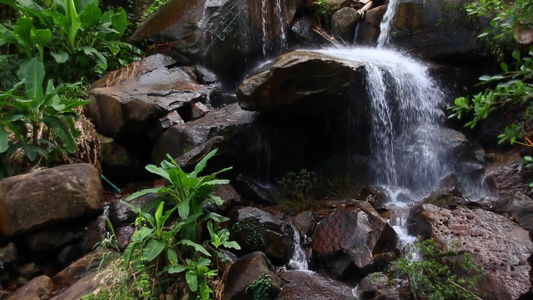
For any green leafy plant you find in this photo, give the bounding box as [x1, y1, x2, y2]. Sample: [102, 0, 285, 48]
[0, 58, 89, 178]
[0, 0, 141, 82]
[123, 149, 240, 299]
[314, 0, 339, 28]
[142, 0, 169, 21]
[396, 238, 483, 300]
[448, 0, 533, 146]
[277, 169, 317, 212]
[245, 272, 276, 300]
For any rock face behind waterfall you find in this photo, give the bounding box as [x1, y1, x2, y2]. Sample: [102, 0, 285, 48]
[237, 50, 366, 116]
[411, 204, 533, 300]
[131, 0, 298, 82]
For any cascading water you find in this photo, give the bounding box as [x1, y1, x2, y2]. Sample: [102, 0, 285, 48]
[260, 0, 268, 57]
[288, 224, 308, 271]
[274, 0, 288, 52]
[315, 47, 447, 193]
[377, 0, 400, 48]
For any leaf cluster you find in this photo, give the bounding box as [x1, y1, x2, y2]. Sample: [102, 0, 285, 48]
[277, 168, 317, 212]
[0, 58, 89, 178]
[396, 238, 483, 300]
[123, 149, 240, 300]
[0, 0, 141, 82]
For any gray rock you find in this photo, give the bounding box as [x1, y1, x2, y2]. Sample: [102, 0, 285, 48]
[276, 270, 357, 300]
[8, 275, 52, 300]
[331, 7, 362, 43]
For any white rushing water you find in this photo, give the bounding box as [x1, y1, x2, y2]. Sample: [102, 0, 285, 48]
[260, 0, 268, 57]
[288, 224, 308, 270]
[315, 47, 446, 192]
[275, 0, 287, 52]
[377, 0, 400, 47]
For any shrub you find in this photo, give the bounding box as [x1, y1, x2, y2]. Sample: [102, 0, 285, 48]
[396, 238, 483, 300]
[277, 169, 317, 212]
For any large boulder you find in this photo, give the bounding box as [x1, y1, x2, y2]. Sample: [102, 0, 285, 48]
[276, 270, 357, 300]
[312, 201, 398, 277]
[230, 207, 295, 263]
[358, 0, 483, 59]
[131, 0, 298, 82]
[0, 164, 103, 236]
[483, 152, 533, 197]
[410, 204, 533, 300]
[223, 251, 282, 300]
[8, 275, 53, 300]
[331, 7, 362, 43]
[237, 50, 365, 117]
[86, 54, 222, 148]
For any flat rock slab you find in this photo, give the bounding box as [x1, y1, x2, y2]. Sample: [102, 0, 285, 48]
[0, 164, 103, 236]
[412, 204, 533, 300]
[276, 270, 357, 300]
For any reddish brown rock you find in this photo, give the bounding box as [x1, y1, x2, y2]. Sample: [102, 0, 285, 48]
[223, 252, 281, 300]
[312, 201, 398, 276]
[0, 164, 103, 236]
[484, 152, 532, 197]
[411, 204, 533, 300]
[8, 275, 52, 300]
[277, 270, 356, 300]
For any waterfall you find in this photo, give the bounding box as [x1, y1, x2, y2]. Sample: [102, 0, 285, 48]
[316, 47, 446, 193]
[261, 0, 268, 57]
[377, 0, 400, 48]
[288, 224, 308, 270]
[275, 0, 287, 52]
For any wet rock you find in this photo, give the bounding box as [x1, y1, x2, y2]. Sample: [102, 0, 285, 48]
[237, 50, 365, 116]
[290, 211, 315, 237]
[57, 245, 84, 270]
[385, 0, 480, 59]
[131, 0, 298, 82]
[116, 226, 134, 251]
[484, 152, 533, 197]
[0, 164, 103, 236]
[411, 204, 533, 300]
[291, 17, 322, 45]
[276, 270, 356, 300]
[79, 215, 108, 253]
[0, 243, 17, 264]
[422, 186, 465, 208]
[25, 228, 75, 252]
[17, 263, 38, 279]
[53, 251, 105, 289]
[173, 136, 231, 170]
[86, 55, 222, 144]
[358, 272, 406, 300]
[109, 199, 137, 228]
[213, 184, 243, 213]
[151, 103, 257, 164]
[223, 252, 282, 300]
[98, 134, 144, 181]
[331, 7, 362, 43]
[231, 207, 295, 263]
[312, 201, 398, 277]
[8, 275, 52, 300]
[492, 192, 533, 232]
[235, 174, 278, 204]
[51, 271, 100, 300]
[356, 5, 386, 45]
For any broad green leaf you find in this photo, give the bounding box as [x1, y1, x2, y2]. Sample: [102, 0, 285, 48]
[191, 149, 218, 177]
[155, 201, 164, 230]
[22, 144, 38, 161]
[203, 212, 229, 223]
[17, 58, 45, 103]
[51, 52, 69, 63]
[196, 257, 211, 267]
[111, 8, 129, 36]
[13, 17, 33, 49]
[80, 46, 108, 72]
[168, 264, 186, 274]
[43, 116, 77, 153]
[512, 50, 521, 61]
[30, 29, 52, 46]
[145, 164, 170, 180]
[65, 0, 82, 48]
[123, 242, 137, 268]
[178, 199, 190, 220]
[79, 0, 101, 28]
[143, 239, 166, 261]
[167, 248, 178, 266]
[0, 128, 8, 153]
[222, 241, 241, 250]
[132, 227, 154, 242]
[125, 187, 161, 201]
[500, 62, 508, 72]
[186, 270, 198, 292]
[180, 240, 211, 257]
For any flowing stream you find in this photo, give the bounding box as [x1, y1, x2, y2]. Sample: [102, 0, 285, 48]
[377, 0, 400, 47]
